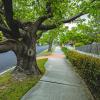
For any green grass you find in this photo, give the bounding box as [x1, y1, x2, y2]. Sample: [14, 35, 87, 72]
[37, 50, 52, 56]
[0, 58, 47, 100]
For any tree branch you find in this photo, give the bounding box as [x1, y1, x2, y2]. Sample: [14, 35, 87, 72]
[2, 0, 21, 38]
[34, 1, 52, 29]
[35, 14, 52, 26]
[0, 24, 12, 34]
[62, 12, 83, 23]
[0, 23, 14, 38]
[0, 9, 3, 15]
[39, 24, 57, 30]
[0, 2, 4, 15]
[39, 12, 84, 30]
[2, 0, 14, 29]
[36, 31, 46, 40]
[0, 39, 16, 53]
[39, 0, 96, 31]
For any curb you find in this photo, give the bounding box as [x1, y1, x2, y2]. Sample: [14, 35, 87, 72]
[0, 66, 15, 76]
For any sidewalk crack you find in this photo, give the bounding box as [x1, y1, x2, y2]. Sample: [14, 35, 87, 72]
[40, 80, 81, 87]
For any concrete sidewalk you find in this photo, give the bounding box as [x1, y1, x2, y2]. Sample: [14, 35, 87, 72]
[22, 47, 94, 100]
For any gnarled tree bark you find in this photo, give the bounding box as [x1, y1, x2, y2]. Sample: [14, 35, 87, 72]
[13, 37, 41, 75]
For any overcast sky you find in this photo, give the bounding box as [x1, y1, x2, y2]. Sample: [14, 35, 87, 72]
[65, 14, 89, 30]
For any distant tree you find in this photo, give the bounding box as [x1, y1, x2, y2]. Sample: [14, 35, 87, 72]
[39, 29, 58, 52]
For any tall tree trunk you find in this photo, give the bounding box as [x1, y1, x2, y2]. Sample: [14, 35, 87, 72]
[13, 36, 41, 75]
[48, 42, 52, 52]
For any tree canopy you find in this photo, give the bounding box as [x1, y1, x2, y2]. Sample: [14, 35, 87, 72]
[0, 0, 99, 74]
[0, 0, 99, 39]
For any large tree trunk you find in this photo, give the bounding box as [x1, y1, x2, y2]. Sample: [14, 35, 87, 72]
[48, 42, 52, 52]
[13, 36, 41, 75]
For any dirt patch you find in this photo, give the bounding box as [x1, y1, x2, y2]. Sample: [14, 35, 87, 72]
[37, 54, 65, 59]
[0, 85, 7, 90]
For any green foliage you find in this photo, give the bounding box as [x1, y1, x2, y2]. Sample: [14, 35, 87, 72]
[75, 42, 84, 47]
[38, 29, 58, 45]
[1, 0, 99, 45]
[59, 26, 91, 46]
[37, 58, 48, 74]
[88, 0, 100, 20]
[62, 47, 100, 99]
[12, 0, 97, 22]
[77, 19, 100, 43]
[0, 58, 47, 100]
[13, 0, 46, 21]
[59, 17, 100, 46]
[38, 32, 50, 45]
[38, 50, 52, 56]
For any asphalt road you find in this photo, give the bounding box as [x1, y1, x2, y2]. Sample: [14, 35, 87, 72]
[0, 45, 48, 73]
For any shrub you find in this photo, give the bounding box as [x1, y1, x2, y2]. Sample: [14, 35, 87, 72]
[75, 42, 84, 47]
[62, 47, 100, 99]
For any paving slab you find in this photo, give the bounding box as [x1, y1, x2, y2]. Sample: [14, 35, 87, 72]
[21, 47, 94, 100]
[41, 58, 82, 86]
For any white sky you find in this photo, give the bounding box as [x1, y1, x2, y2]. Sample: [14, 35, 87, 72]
[65, 14, 89, 30]
[65, 23, 77, 30]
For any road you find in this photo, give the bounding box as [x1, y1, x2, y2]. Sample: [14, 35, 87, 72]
[0, 45, 48, 73]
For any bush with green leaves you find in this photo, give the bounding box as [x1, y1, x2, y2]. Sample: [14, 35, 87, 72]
[62, 47, 100, 99]
[75, 42, 85, 47]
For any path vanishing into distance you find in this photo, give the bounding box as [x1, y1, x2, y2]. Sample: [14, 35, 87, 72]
[22, 47, 94, 100]
[0, 45, 48, 73]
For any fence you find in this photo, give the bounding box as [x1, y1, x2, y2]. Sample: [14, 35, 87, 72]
[76, 43, 100, 55]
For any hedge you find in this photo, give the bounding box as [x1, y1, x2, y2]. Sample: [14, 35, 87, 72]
[62, 47, 100, 99]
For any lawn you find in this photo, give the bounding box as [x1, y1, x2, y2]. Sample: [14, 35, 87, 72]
[37, 49, 52, 56]
[0, 58, 47, 100]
